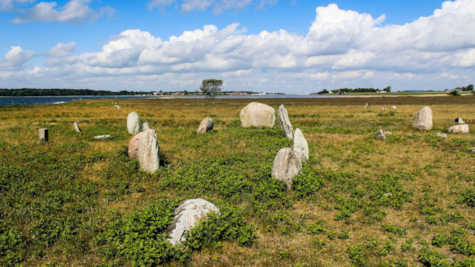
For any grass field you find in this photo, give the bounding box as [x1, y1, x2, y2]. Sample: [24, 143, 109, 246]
[1, 96, 475, 266]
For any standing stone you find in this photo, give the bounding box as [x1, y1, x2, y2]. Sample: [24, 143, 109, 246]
[455, 118, 465, 124]
[127, 111, 142, 135]
[377, 129, 386, 140]
[293, 128, 309, 163]
[411, 107, 433, 130]
[278, 105, 293, 139]
[166, 199, 220, 246]
[197, 117, 214, 134]
[271, 148, 302, 189]
[142, 122, 150, 131]
[240, 102, 275, 128]
[138, 129, 159, 173]
[39, 128, 48, 142]
[448, 124, 469, 134]
[73, 122, 81, 134]
[128, 132, 145, 159]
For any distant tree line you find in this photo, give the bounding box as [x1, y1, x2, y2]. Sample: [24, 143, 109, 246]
[447, 84, 474, 92]
[0, 88, 150, 97]
[314, 86, 391, 94]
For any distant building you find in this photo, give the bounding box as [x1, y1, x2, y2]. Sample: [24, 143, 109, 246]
[444, 89, 450, 92]
[377, 90, 387, 93]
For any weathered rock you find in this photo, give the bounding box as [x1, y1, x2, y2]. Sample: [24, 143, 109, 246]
[436, 133, 448, 138]
[377, 129, 386, 140]
[293, 128, 309, 163]
[142, 122, 150, 130]
[271, 148, 302, 189]
[392, 106, 396, 110]
[240, 102, 275, 128]
[411, 107, 433, 130]
[455, 118, 465, 124]
[278, 105, 293, 139]
[448, 124, 469, 134]
[128, 132, 145, 159]
[138, 129, 159, 173]
[73, 122, 81, 133]
[127, 111, 142, 135]
[197, 117, 214, 134]
[93, 135, 111, 139]
[39, 128, 48, 142]
[166, 199, 219, 246]
[384, 131, 392, 135]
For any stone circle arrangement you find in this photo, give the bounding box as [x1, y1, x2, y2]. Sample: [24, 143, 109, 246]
[39, 102, 471, 248]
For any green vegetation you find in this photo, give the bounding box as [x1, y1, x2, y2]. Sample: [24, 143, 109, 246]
[0, 88, 150, 96]
[1, 96, 475, 266]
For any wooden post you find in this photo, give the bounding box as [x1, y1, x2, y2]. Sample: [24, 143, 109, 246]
[39, 128, 48, 142]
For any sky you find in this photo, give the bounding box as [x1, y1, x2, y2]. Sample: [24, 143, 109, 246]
[0, 0, 474, 93]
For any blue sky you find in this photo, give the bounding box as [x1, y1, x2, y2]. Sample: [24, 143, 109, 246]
[0, 0, 474, 92]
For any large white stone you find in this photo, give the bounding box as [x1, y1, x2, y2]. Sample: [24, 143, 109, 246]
[127, 111, 142, 135]
[142, 122, 150, 131]
[271, 148, 302, 189]
[166, 199, 219, 246]
[197, 117, 214, 134]
[293, 128, 309, 163]
[138, 129, 159, 173]
[411, 107, 433, 131]
[448, 124, 469, 134]
[278, 104, 293, 139]
[240, 102, 275, 128]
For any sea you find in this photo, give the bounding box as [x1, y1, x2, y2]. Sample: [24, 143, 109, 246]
[0, 94, 364, 107]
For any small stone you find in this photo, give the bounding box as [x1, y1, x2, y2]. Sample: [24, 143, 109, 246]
[392, 106, 396, 110]
[455, 118, 465, 124]
[411, 106, 433, 131]
[197, 117, 214, 134]
[93, 135, 111, 139]
[142, 122, 150, 130]
[293, 128, 309, 163]
[436, 133, 448, 138]
[240, 102, 275, 128]
[138, 129, 159, 173]
[127, 111, 142, 135]
[278, 104, 293, 139]
[73, 122, 81, 133]
[166, 199, 219, 246]
[128, 132, 145, 159]
[377, 129, 386, 140]
[39, 128, 48, 142]
[271, 148, 302, 189]
[384, 131, 392, 135]
[447, 124, 469, 134]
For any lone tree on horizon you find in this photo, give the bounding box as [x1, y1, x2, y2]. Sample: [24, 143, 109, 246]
[200, 79, 223, 103]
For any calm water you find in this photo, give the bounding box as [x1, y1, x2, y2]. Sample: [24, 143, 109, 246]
[0, 95, 154, 106]
[0, 94, 362, 106]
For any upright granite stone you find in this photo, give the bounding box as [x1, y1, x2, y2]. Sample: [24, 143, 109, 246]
[73, 122, 81, 134]
[293, 128, 309, 163]
[411, 107, 433, 130]
[278, 105, 293, 139]
[128, 132, 145, 159]
[142, 122, 150, 131]
[138, 129, 159, 173]
[39, 128, 48, 142]
[166, 199, 219, 246]
[127, 111, 142, 135]
[448, 124, 469, 134]
[377, 129, 386, 140]
[197, 117, 214, 134]
[240, 102, 275, 128]
[271, 148, 302, 189]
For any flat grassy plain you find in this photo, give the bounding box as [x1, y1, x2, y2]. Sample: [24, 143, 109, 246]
[1, 96, 475, 266]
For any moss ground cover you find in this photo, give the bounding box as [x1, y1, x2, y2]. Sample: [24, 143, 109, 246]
[0, 96, 475, 266]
